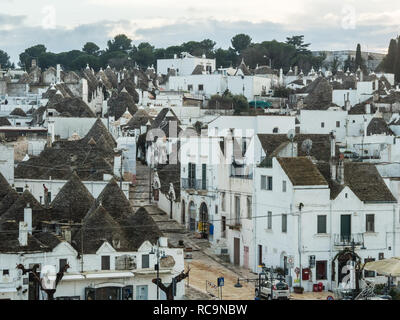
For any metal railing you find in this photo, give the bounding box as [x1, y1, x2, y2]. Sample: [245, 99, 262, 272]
[334, 233, 364, 247]
[230, 165, 253, 179]
[181, 178, 208, 190]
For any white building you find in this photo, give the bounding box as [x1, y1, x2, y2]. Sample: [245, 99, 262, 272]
[157, 52, 216, 76]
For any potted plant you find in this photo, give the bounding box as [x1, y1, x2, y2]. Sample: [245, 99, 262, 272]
[293, 286, 304, 294]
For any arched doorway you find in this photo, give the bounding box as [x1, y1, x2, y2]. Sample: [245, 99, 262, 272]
[181, 200, 186, 225]
[188, 201, 196, 231]
[199, 202, 209, 239]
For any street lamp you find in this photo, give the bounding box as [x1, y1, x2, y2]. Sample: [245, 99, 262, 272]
[150, 239, 166, 300]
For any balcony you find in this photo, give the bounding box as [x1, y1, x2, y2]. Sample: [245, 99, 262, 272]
[230, 165, 253, 180]
[334, 233, 364, 247]
[182, 178, 208, 190]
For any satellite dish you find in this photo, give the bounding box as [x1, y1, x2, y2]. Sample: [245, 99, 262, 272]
[301, 139, 313, 156]
[154, 89, 160, 96]
[287, 129, 296, 141]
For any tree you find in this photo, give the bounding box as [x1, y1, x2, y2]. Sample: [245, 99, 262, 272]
[331, 56, 340, 75]
[0, 50, 13, 68]
[17, 263, 69, 300]
[231, 34, 252, 54]
[213, 48, 236, 68]
[19, 44, 47, 69]
[152, 269, 190, 301]
[131, 42, 155, 68]
[382, 38, 398, 73]
[82, 42, 100, 56]
[232, 94, 249, 114]
[344, 54, 356, 73]
[355, 43, 367, 74]
[107, 34, 132, 52]
[394, 38, 400, 83]
[286, 35, 311, 54]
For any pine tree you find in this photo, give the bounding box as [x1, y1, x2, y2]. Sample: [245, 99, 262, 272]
[355, 43, 368, 74]
[395, 37, 400, 83]
[383, 38, 397, 73]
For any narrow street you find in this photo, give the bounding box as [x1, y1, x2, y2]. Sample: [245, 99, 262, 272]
[131, 162, 331, 301]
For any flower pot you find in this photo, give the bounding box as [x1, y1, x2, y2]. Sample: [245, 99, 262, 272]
[293, 286, 304, 294]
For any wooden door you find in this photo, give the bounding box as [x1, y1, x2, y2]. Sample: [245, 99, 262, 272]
[340, 215, 351, 242]
[234, 238, 240, 266]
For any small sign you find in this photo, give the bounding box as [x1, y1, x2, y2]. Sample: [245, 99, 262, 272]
[217, 277, 224, 287]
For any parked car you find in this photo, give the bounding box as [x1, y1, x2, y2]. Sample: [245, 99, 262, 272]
[255, 278, 290, 300]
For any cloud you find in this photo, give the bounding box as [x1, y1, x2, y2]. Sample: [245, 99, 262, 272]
[0, 6, 398, 65]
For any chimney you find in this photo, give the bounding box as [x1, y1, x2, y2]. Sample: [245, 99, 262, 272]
[365, 104, 371, 114]
[174, 54, 177, 59]
[61, 226, 71, 243]
[19, 222, 28, 247]
[24, 204, 32, 235]
[330, 131, 336, 158]
[294, 66, 298, 76]
[337, 159, 345, 185]
[56, 64, 61, 83]
[345, 93, 351, 111]
[31, 59, 37, 68]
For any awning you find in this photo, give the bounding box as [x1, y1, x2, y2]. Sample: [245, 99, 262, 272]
[85, 272, 135, 279]
[0, 288, 17, 293]
[249, 100, 272, 108]
[364, 257, 400, 277]
[62, 274, 86, 281]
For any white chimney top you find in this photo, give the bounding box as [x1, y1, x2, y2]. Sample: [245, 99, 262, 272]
[24, 204, 32, 235]
[19, 222, 28, 247]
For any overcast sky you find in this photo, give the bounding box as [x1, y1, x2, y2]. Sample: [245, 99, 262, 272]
[0, 0, 399, 63]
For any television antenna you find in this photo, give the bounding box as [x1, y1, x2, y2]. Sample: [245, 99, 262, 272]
[301, 139, 313, 156]
[287, 129, 296, 157]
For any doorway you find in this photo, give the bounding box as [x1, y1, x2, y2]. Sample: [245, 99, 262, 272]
[181, 200, 186, 225]
[340, 215, 351, 243]
[234, 238, 240, 266]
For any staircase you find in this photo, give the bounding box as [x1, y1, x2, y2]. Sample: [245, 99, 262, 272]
[130, 162, 152, 211]
[130, 162, 190, 247]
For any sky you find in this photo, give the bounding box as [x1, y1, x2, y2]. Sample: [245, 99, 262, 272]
[0, 0, 399, 64]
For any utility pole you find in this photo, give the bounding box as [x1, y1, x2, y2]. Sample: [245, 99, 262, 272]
[298, 203, 304, 289]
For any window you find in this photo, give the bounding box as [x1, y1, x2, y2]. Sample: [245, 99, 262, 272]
[364, 258, 376, 277]
[101, 256, 110, 270]
[273, 127, 279, 133]
[282, 214, 287, 233]
[188, 163, 196, 188]
[215, 205, 218, 215]
[59, 259, 68, 272]
[2, 269, 9, 276]
[316, 261, 327, 280]
[317, 215, 327, 234]
[188, 84, 193, 91]
[198, 84, 204, 91]
[267, 211, 272, 230]
[260, 175, 272, 191]
[16, 187, 24, 194]
[261, 176, 266, 190]
[247, 196, 252, 219]
[321, 122, 325, 128]
[234, 195, 241, 225]
[366, 214, 375, 232]
[282, 180, 287, 192]
[336, 121, 340, 128]
[267, 177, 273, 190]
[258, 245, 263, 265]
[221, 192, 226, 211]
[222, 216, 226, 237]
[142, 254, 150, 269]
